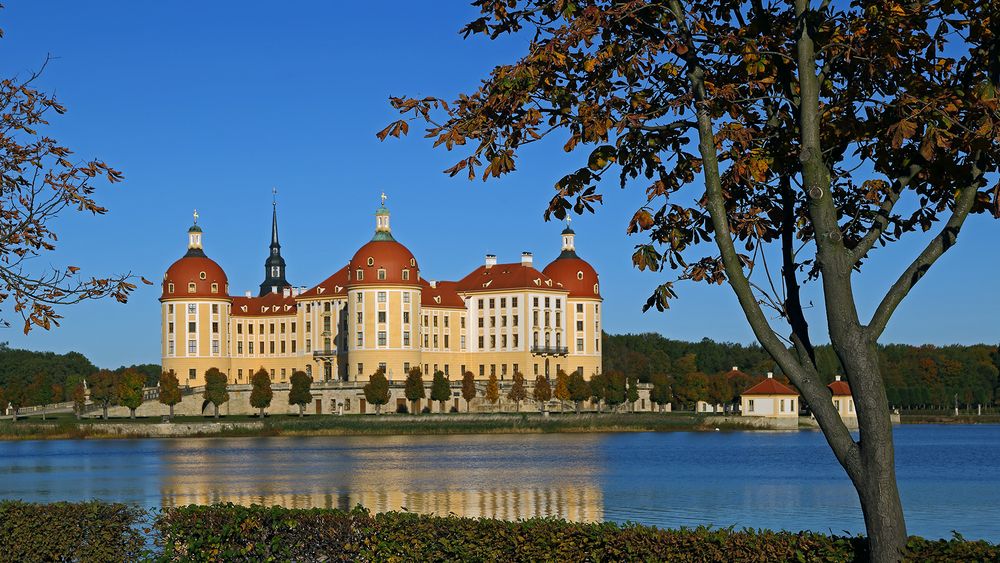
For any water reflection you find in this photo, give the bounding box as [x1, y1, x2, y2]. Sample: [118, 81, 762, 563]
[157, 435, 604, 522]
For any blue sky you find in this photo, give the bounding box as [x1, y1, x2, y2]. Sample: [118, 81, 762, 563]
[0, 2, 996, 368]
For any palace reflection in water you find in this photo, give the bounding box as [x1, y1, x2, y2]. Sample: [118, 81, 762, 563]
[156, 435, 604, 522]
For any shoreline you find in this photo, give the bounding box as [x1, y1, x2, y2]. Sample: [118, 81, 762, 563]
[0, 412, 996, 440]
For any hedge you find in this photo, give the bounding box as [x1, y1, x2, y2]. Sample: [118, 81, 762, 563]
[1, 501, 997, 562]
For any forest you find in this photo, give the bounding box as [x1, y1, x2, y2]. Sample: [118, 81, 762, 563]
[603, 333, 1000, 410]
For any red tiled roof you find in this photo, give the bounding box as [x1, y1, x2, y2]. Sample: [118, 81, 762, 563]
[298, 265, 349, 299]
[828, 380, 852, 396]
[231, 291, 297, 317]
[348, 239, 419, 287]
[420, 279, 465, 309]
[542, 256, 601, 298]
[161, 256, 229, 300]
[455, 263, 564, 293]
[743, 377, 798, 396]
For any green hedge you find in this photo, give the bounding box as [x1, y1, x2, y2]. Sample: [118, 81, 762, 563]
[1, 501, 997, 561]
[0, 500, 146, 562]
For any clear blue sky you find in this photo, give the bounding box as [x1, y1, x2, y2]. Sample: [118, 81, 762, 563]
[1, 2, 996, 368]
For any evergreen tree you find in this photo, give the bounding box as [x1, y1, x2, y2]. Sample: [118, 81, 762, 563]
[484, 372, 500, 411]
[249, 368, 273, 418]
[605, 371, 626, 411]
[403, 367, 425, 415]
[89, 370, 119, 420]
[71, 382, 86, 420]
[507, 372, 527, 412]
[532, 374, 551, 411]
[627, 375, 640, 412]
[430, 371, 451, 413]
[288, 370, 313, 417]
[567, 371, 590, 414]
[553, 371, 570, 413]
[202, 368, 229, 419]
[117, 369, 146, 419]
[363, 368, 390, 415]
[588, 372, 608, 413]
[461, 371, 477, 412]
[158, 370, 182, 421]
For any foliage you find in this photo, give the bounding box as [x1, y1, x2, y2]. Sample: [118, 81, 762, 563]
[506, 371, 527, 411]
[650, 373, 672, 409]
[158, 370, 182, 412]
[288, 370, 313, 416]
[553, 370, 571, 410]
[484, 373, 500, 408]
[202, 368, 229, 418]
[0, 57, 142, 333]
[404, 367, 426, 413]
[0, 501, 146, 562]
[626, 376, 640, 410]
[249, 368, 273, 417]
[4, 384, 25, 419]
[114, 363, 162, 387]
[116, 368, 145, 418]
[0, 343, 97, 400]
[363, 369, 390, 415]
[588, 372, 607, 410]
[26, 373, 52, 411]
[430, 370, 451, 412]
[605, 371, 626, 410]
[88, 369, 119, 420]
[461, 371, 477, 411]
[533, 374, 551, 406]
[568, 370, 590, 412]
[71, 381, 86, 419]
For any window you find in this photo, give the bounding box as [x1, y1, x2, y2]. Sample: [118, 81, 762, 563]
[168, 283, 175, 294]
[849, 400, 854, 413]
[513, 334, 519, 347]
[513, 315, 518, 325]
[212, 340, 220, 354]
[491, 364, 496, 376]
[555, 312, 561, 325]
[199, 271, 207, 280]
[280, 323, 286, 333]
[410, 258, 415, 266]
[367, 257, 375, 266]
[545, 311, 550, 325]
[577, 320, 584, 331]
[188, 340, 196, 353]
[168, 340, 175, 354]
[404, 362, 410, 373]
[444, 335, 449, 348]
[490, 316, 496, 328]
[211, 283, 219, 293]
[377, 269, 386, 280]
[248, 323, 254, 335]
[270, 341, 275, 354]
[424, 334, 429, 347]
[433, 335, 438, 347]
[269, 323, 275, 334]
[490, 335, 496, 348]
[356, 269, 364, 280]
[780, 399, 786, 412]
[281, 341, 286, 353]
[501, 335, 507, 348]
[237, 341, 243, 354]
[168, 322, 174, 334]
[534, 363, 539, 375]
[433, 316, 438, 327]
[444, 316, 449, 327]
[378, 331, 387, 346]
[577, 303, 583, 313]
[501, 364, 508, 376]
[460, 335, 466, 350]
[556, 298, 561, 308]
[212, 322, 219, 333]
[357, 363, 364, 376]
[748, 399, 755, 413]
[423, 315, 429, 327]
[478, 317, 484, 328]
[168, 304, 174, 314]
[402, 269, 410, 280]
[533, 311, 538, 326]
[357, 312, 363, 324]
[478, 299, 484, 309]
[188, 304, 196, 314]
[533, 297, 539, 307]
[479, 365, 485, 376]
[305, 339, 311, 352]
[211, 304, 219, 314]
[403, 292, 410, 303]
[188, 282, 196, 293]
[291, 322, 296, 333]
[512, 297, 518, 307]
[356, 293, 363, 303]
[577, 271, 584, 280]
[545, 297, 550, 308]
[189, 368, 196, 380]
[377, 291, 386, 302]
[259, 323, 264, 334]
[500, 297, 506, 308]
[461, 317, 465, 328]
[188, 322, 196, 333]
[249, 341, 254, 354]
[577, 338, 584, 352]
[478, 336, 484, 348]
[403, 331, 411, 346]
[356, 332, 363, 346]
[594, 284, 599, 294]
[378, 311, 386, 323]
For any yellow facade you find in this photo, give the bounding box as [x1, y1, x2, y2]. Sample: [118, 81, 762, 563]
[161, 202, 602, 387]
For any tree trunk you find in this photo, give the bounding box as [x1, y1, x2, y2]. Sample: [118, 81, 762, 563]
[129, 408, 135, 420]
[169, 404, 175, 421]
[75, 410, 81, 421]
[515, 401, 520, 413]
[299, 404, 304, 417]
[41, 410, 47, 421]
[102, 404, 108, 420]
[259, 406, 265, 418]
[574, 401, 580, 414]
[12, 409, 17, 422]
[214, 404, 219, 419]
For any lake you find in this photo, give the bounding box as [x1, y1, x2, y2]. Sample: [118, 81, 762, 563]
[0, 424, 996, 541]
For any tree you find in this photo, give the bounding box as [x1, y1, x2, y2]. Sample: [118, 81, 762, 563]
[117, 369, 145, 419]
[461, 371, 477, 412]
[26, 373, 52, 421]
[6, 385, 25, 422]
[567, 371, 590, 414]
[363, 368, 390, 415]
[588, 372, 608, 412]
[553, 371, 570, 413]
[626, 375, 640, 412]
[249, 368, 273, 418]
[380, 3, 1000, 556]
[484, 372, 500, 411]
[533, 374, 551, 410]
[71, 381, 86, 420]
[0, 56, 142, 333]
[0, 387, 5, 417]
[431, 371, 451, 413]
[89, 370, 118, 420]
[507, 371, 527, 412]
[605, 371, 626, 411]
[288, 370, 313, 417]
[650, 374, 672, 413]
[202, 368, 229, 419]
[403, 367, 426, 415]
[158, 370, 182, 421]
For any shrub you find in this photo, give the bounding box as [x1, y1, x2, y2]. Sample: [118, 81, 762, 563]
[0, 500, 146, 562]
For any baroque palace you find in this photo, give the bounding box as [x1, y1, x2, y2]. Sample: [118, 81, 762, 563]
[160, 196, 603, 388]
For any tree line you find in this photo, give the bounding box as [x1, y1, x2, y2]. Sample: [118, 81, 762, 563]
[604, 333, 1000, 409]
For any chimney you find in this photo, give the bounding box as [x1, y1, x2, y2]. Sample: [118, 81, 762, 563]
[835, 375, 841, 382]
[521, 252, 533, 267]
[283, 287, 291, 298]
[271, 286, 278, 294]
[485, 254, 497, 268]
[430, 280, 437, 288]
[767, 372, 774, 379]
[245, 291, 251, 298]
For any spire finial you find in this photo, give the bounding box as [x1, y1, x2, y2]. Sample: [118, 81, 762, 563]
[272, 187, 278, 206]
[193, 209, 199, 225]
[380, 192, 388, 206]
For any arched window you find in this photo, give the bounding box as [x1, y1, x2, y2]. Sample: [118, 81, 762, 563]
[188, 282, 196, 293]
[211, 283, 219, 294]
[402, 269, 409, 281]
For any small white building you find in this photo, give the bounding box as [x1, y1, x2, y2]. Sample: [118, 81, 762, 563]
[695, 401, 724, 413]
[740, 374, 799, 418]
[829, 375, 856, 423]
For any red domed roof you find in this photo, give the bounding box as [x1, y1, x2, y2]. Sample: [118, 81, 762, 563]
[161, 255, 229, 300]
[543, 255, 601, 298]
[348, 239, 420, 286]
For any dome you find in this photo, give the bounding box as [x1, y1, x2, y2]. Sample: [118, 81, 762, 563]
[348, 239, 420, 286]
[161, 255, 229, 300]
[543, 255, 601, 298]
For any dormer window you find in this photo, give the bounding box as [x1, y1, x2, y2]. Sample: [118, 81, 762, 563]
[377, 269, 386, 280]
[410, 258, 415, 267]
[356, 269, 364, 281]
[199, 271, 207, 280]
[188, 282, 196, 293]
[367, 257, 375, 266]
[402, 269, 410, 281]
[593, 284, 599, 294]
[577, 271, 584, 280]
[168, 283, 175, 294]
[211, 283, 219, 294]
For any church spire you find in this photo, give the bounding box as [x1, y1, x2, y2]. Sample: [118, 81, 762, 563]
[259, 189, 290, 296]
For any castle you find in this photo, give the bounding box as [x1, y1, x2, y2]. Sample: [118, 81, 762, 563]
[160, 196, 602, 387]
